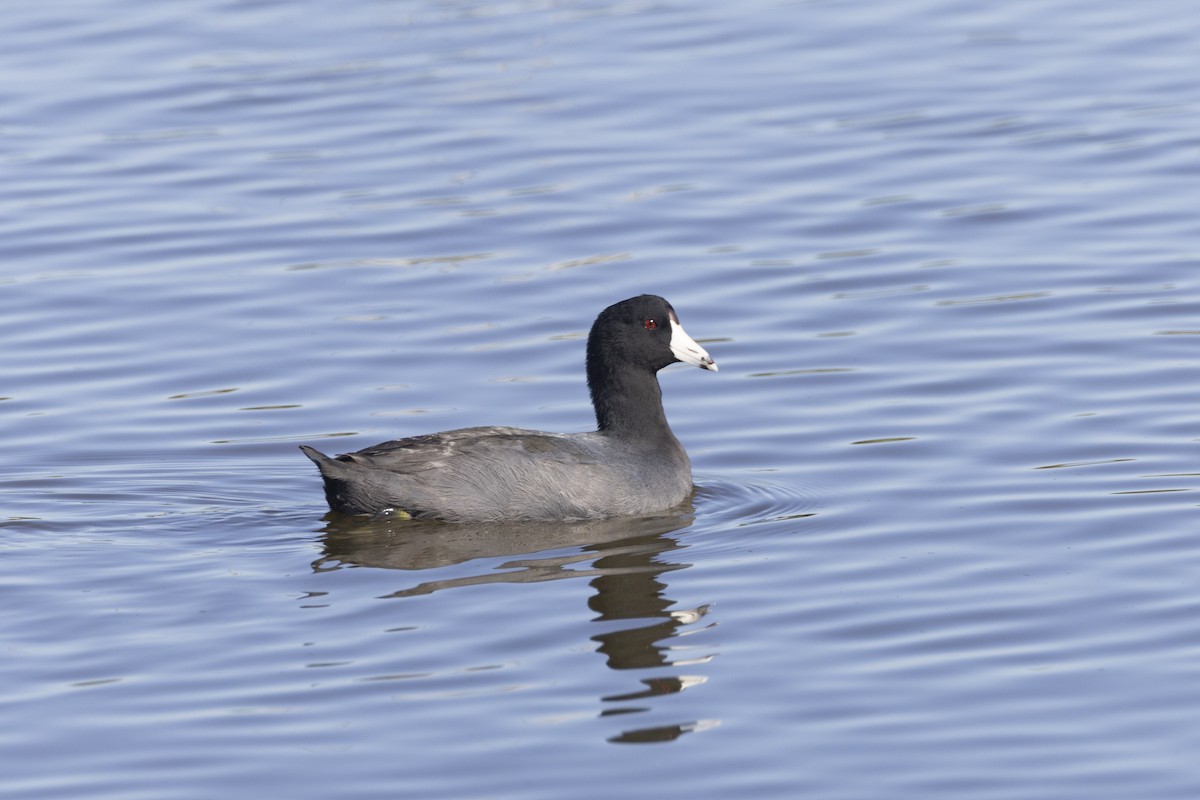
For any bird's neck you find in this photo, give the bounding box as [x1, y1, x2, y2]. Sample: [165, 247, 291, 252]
[587, 359, 675, 441]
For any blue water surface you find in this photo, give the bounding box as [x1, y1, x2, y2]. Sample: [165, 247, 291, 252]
[2, 0, 1199, 798]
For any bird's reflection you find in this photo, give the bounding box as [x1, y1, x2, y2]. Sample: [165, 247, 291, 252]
[312, 504, 717, 743]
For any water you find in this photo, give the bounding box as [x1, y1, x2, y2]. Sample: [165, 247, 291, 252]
[3, 0, 1199, 797]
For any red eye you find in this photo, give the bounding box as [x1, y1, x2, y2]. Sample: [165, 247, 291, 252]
[643, 318, 658, 330]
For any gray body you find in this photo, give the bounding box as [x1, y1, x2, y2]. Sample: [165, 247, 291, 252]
[301, 426, 691, 522]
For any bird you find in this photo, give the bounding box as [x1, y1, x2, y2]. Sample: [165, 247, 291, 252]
[301, 294, 716, 522]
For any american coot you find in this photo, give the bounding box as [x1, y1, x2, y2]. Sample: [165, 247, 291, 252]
[301, 294, 717, 522]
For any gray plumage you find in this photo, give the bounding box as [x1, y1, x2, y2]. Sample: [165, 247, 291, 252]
[301, 295, 717, 522]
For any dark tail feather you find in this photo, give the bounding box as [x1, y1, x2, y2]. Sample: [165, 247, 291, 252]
[299, 444, 330, 468]
[300, 444, 347, 511]
[300, 444, 351, 480]
[300, 444, 410, 518]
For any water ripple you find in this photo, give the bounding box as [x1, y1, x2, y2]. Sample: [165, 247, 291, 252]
[695, 472, 825, 529]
